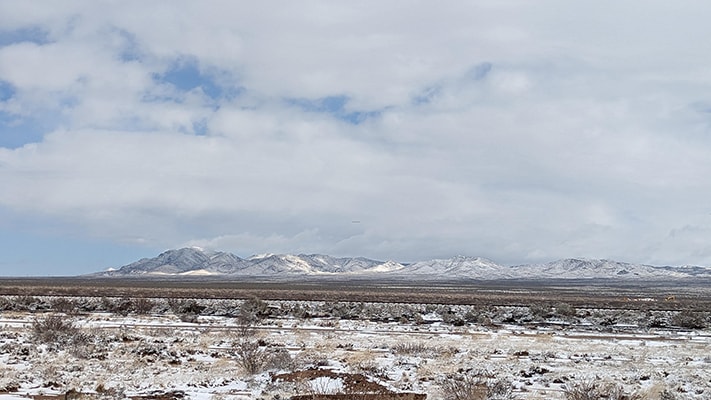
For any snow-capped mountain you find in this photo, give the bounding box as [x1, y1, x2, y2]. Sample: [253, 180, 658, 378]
[104, 248, 404, 277]
[512, 258, 691, 280]
[113, 247, 249, 275]
[401, 255, 516, 279]
[99, 248, 711, 280]
[242, 253, 398, 275]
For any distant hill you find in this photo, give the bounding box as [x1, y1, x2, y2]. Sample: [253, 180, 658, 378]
[94, 247, 711, 281]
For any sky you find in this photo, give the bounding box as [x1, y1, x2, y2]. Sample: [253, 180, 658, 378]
[1, 1, 711, 275]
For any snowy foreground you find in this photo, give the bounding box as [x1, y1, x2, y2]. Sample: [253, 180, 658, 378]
[1, 297, 710, 399]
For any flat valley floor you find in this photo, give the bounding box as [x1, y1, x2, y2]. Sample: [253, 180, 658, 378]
[0, 278, 710, 399]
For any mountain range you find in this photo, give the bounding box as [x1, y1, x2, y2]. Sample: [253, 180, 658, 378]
[96, 247, 711, 281]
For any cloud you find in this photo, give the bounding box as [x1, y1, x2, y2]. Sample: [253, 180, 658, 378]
[2, 1, 711, 271]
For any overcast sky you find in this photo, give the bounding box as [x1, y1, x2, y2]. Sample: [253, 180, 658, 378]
[2, 1, 711, 275]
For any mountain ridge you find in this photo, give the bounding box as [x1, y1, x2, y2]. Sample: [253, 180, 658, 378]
[95, 247, 711, 281]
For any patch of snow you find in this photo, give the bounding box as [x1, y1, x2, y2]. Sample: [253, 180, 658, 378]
[179, 269, 216, 276]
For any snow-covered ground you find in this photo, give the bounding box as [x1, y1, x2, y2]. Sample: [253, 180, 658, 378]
[1, 300, 709, 399]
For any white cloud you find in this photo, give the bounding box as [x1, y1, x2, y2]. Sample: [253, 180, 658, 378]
[2, 1, 711, 269]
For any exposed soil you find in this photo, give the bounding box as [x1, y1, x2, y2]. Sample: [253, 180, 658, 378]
[290, 394, 426, 400]
[23, 391, 187, 400]
[274, 369, 393, 393]
[273, 370, 426, 400]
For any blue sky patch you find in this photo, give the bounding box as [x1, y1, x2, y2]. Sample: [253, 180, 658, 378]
[0, 26, 51, 47]
[0, 111, 58, 149]
[467, 62, 493, 81]
[412, 86, 441, 105]
[294, 95, 348, 113]
[0, 81, 15, 101]
[115, 29, 142, 62]
[287, 95, 380, 124]
[192, 119, 208, 136]
[0, 223, 158, 276]
[341, 110, 382, 124]
[153, 57, 222, 99]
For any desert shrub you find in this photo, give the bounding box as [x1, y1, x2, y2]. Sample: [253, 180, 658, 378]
[659, 389, 679, 400]
[646, 312, 671, 328]
[30, 314, 101, 357]
[14, 295, 41, 311]
[101, 297, 155, 315]
[95, 384, 126, 399]
[133, 297, 156, 314]
[440, 374, 487, 400]
[241, 297, 269, 318]
[442, 310, 466, 326]
[97, 297, 133, 315]
[235, 297, 269, 336]
[232, 339, 295, 375]
[325, 301, 363, 320]
[168, 299, 206, 323]
[529, 304, 554, 319]
[66, 329, 106, 359]
[267, 346, 295, 371]
[0, 371, 20, 393]
[233, 339, 267, 374]
[178, 313, 200, 323]
[115, 298, 137, 316]
[486, 379, 516, 400]
[50, 298, 77, 314]
[31, 314, 79, 345]
[564, 380, 641, 400]
[393, 342, 441, 357]
[464, 307, 494, 324]
[99, 296, 113, 312]
[440, 373, 516, 400]
[170, 299, 205, 314]
[0, 297, 11, 311]
[554, 303, 577, 318]
[671, 310, 709, 329]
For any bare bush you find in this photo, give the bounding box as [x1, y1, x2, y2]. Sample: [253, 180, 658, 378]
[30, 314, 104, 359]
[440, 372, 515, 400]
[235, 297, 268, 336]
[660, 389, 679, 400]
[51, 298, 77, 314]
[440, 370, 516, 400]
[0, 364, 20, 393]
[393, 342, 440, 357]
[233, 339, 267, 375]
[554, 303, 577, 318]
[168, 299, 206, 323]
[31, 314, 79, 346]
[564, 380, 641, 400]
[169, 299, 206, 315]
[0, 297, 11, 311]
[14, 295, 42, 311]
[440, 374, 488, 400]
[672, 310, 709, 329]
[267, 346, 295, 371]
[487, 379, 516, 400]
[99, 297, 134, 315]
[529, 304, 554, 320]
[95, 383, 126, 399]
[232, 338, 294, 375]
[133, 297, 156, 315]
[178, 313, 200, 323]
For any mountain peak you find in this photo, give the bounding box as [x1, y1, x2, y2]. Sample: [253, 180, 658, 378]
[99, 249, 711, 281]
